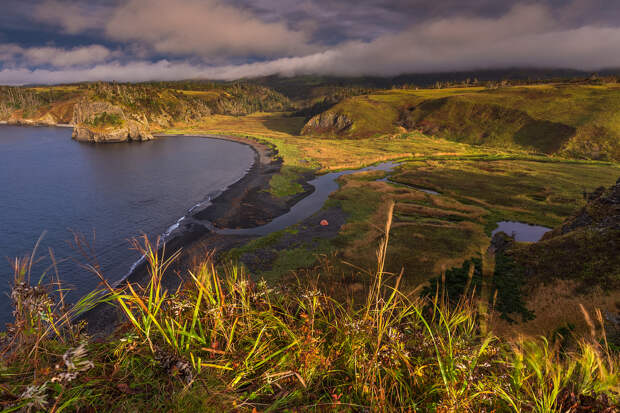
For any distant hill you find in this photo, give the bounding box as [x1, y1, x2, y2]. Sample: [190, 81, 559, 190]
[0, 82, 292, 141]
[248, 69, 619, 97]
[301, 84, 620, 161]
[3, 74, 620, 159]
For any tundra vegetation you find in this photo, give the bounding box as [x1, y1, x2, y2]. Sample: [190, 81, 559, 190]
[1, 227, 618, 411]
[1, 75, 620, 411]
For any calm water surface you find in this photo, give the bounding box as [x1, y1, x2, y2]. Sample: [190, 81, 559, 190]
[0, 126, 254, 324]
[492, 221, 551, 242]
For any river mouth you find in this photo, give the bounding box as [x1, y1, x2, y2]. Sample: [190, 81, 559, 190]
[492, 221, 551, 242]
[216, 162, 400, 236]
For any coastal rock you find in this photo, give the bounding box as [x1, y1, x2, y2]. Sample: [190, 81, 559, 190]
[72, 120, 153, 143]
[71, 99, 153, 143]
[302, 111, 352, 135]
[72, 99, 123, 125]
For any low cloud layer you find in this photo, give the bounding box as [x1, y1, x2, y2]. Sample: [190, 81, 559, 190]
[0, 44, 114, 68]
[2, 1, 620, 84]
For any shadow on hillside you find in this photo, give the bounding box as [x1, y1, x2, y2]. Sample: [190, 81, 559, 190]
[514, 121, 576, 153]
[261, 115, 306, 136]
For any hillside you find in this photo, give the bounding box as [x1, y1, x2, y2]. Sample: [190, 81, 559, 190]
[2, 77, 620, 411]
[494, 177, 619, 339]
[0, 82, 292, 142]
[301, 84, 620, 161]
[2, 227, 618, 411]
[4, 80, 620, 160]
[508, 176, 619, 287]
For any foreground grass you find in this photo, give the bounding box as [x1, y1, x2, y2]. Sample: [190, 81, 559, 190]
[2, 223, 618, 411]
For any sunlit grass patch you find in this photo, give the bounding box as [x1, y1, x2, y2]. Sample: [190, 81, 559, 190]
[267, 165, 306, 197]
[392, 159, 620, 228]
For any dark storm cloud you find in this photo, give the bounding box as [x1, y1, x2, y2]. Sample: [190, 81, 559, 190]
[2, 0, 620, 84]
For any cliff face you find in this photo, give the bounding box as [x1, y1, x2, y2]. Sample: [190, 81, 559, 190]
[491, 179, 620, 341]
[71, 99, 153, 143]
[301, 111, 352, 136]
[545, 177, 620, 238]
[71, 120, 153, 143]
[1, 82, 293, 144]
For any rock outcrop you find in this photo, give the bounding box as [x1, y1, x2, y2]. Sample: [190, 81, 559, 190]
[302, 111, 352, 135]
[71, 99, 153, 143]
[72, 120, 153, 143]
[493, 177, 620, 290]
[544, 177, 620, 238]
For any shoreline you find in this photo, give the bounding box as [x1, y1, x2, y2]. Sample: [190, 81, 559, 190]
[83, 133, 317, 334]
[0, 120, 73, 128]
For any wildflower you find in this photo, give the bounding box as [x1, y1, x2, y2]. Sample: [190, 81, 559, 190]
[51, 342, 94, 383]
[63, 342, 94, 372]
[386, 327, 403, 342]
[19, 383, 48, 410]
[168, 299, 193, 318]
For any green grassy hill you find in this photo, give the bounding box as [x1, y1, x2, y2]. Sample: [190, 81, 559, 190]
[302, 84, 620, 161]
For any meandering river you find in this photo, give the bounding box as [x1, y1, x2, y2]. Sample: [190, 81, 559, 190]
[0, 126, 255, 325]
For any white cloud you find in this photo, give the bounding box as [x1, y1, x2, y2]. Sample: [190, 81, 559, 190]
[5, 3, 620, 85]
[0, 44, 115, 68]
[0, 60, 219, 85]
[34, 1, 110, 34]
[24, 45, 114, 67]
[217, 4, 620, 77]
[34, 0, 314, 59]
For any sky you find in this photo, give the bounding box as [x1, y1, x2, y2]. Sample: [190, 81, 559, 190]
[1, 0, 620, 84]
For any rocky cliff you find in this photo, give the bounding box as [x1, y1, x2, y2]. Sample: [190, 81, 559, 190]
[544, 177, 620, 237]
[71, 99, 153, 143]
[301, 111, 352, 135]
[0, 82, 292, 143]
[491, 178, 620, 341]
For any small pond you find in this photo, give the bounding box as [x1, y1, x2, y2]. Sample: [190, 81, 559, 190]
[492, 221, 551, 242]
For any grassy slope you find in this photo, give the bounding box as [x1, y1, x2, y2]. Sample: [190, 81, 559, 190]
[2, 237, 618, 412]
[303, 84, 620, 161]
[165, 110, 620, 344]
[2, 82, 620, 411]
[168, 113, 618, 282]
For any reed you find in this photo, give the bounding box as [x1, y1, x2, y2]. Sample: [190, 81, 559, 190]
[1, 224, 618, 411]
